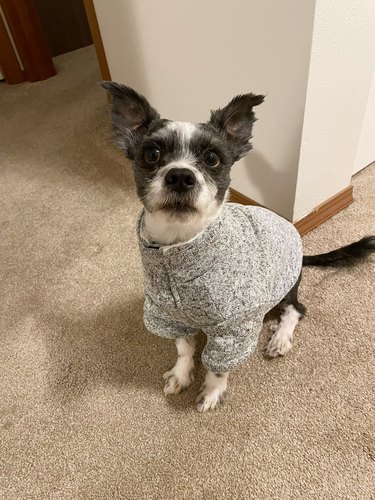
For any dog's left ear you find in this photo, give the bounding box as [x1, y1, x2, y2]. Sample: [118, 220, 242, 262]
[208, 93, 265, 160]
[100, 81, 160, 159]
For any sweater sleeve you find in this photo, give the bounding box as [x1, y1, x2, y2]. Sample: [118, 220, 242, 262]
[201, 310, 264, 373]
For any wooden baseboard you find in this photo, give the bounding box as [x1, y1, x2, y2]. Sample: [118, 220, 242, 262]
[83, 0, 111, 81]
[294, 185, 353, 236]
[229, 188, 260, 206]
[230, 185, 354, 236]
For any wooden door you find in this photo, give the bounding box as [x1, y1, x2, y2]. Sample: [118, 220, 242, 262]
[0, 0, 55, 82]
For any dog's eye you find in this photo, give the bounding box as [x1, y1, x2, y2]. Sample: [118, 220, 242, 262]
[203, 150, 220, 167]
[144, 148, 160, 164]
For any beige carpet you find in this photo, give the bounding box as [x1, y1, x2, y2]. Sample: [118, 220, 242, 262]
[1, 46, 374, 500]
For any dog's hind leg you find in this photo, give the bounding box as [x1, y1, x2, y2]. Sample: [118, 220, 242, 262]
[163, 336, 196, 395]
[265, 273, 306, 357]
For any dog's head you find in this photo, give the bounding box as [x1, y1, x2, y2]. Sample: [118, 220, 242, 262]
[101, 82, 264, 217]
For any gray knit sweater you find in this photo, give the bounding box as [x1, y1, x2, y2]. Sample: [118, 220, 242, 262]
[137, 203, 303, 373]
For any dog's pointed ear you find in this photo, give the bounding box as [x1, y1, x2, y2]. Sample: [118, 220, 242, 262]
[100, 81, 160, 159]
[208, 93, 265, 160]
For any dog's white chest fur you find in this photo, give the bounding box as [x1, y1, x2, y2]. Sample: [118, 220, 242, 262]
[142, 207, 222, 247]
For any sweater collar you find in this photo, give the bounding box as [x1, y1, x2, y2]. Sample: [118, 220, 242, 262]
[136, 208, 227, 279]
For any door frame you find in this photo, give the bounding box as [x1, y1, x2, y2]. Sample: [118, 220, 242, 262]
[83, 0, 110, 80]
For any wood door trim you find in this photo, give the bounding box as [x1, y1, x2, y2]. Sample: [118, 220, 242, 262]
[83, 0, 111, 80]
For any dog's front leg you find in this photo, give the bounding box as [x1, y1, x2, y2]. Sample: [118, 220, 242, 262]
[163, 337, 196, 395]
[196, 371, 228, 412]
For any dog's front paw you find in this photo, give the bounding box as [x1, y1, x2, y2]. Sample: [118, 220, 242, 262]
[265, 333, 292, 357]
[196, 385, 227, 412]
[163, 365, 194, 395]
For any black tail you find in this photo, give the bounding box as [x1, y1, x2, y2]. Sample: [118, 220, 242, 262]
[303, 236, 375, 267]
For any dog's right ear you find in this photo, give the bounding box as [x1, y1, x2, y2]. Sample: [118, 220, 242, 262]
[100, 81, 160, 159]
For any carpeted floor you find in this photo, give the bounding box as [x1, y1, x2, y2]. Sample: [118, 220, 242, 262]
[1, 46, 374, 500]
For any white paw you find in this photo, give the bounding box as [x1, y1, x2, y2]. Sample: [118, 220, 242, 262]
[196, 385, 227, 412]
[265, 333, 293, 357]
[163, 365, 194, 395]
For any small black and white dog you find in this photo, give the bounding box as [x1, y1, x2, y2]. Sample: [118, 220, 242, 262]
[101, 82, 374, 412]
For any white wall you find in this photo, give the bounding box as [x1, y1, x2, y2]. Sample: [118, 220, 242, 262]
[353, 70, 375, 175]
[293, 0, 375, 221]
[94, 0, 316, 219]
[94, 0, 375, 223]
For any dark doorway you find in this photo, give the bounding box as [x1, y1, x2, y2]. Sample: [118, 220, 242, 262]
[33, 0, 92, 56]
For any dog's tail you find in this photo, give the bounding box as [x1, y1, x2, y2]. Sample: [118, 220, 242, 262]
[303, 236, 375, 267]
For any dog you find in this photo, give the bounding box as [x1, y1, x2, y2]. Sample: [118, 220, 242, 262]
[101, 81, 375, 412]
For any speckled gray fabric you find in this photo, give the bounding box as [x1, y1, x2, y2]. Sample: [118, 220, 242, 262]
[137, 203, 303, 372]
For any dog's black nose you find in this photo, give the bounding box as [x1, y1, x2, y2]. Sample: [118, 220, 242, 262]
[165, 168, 196, 193]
